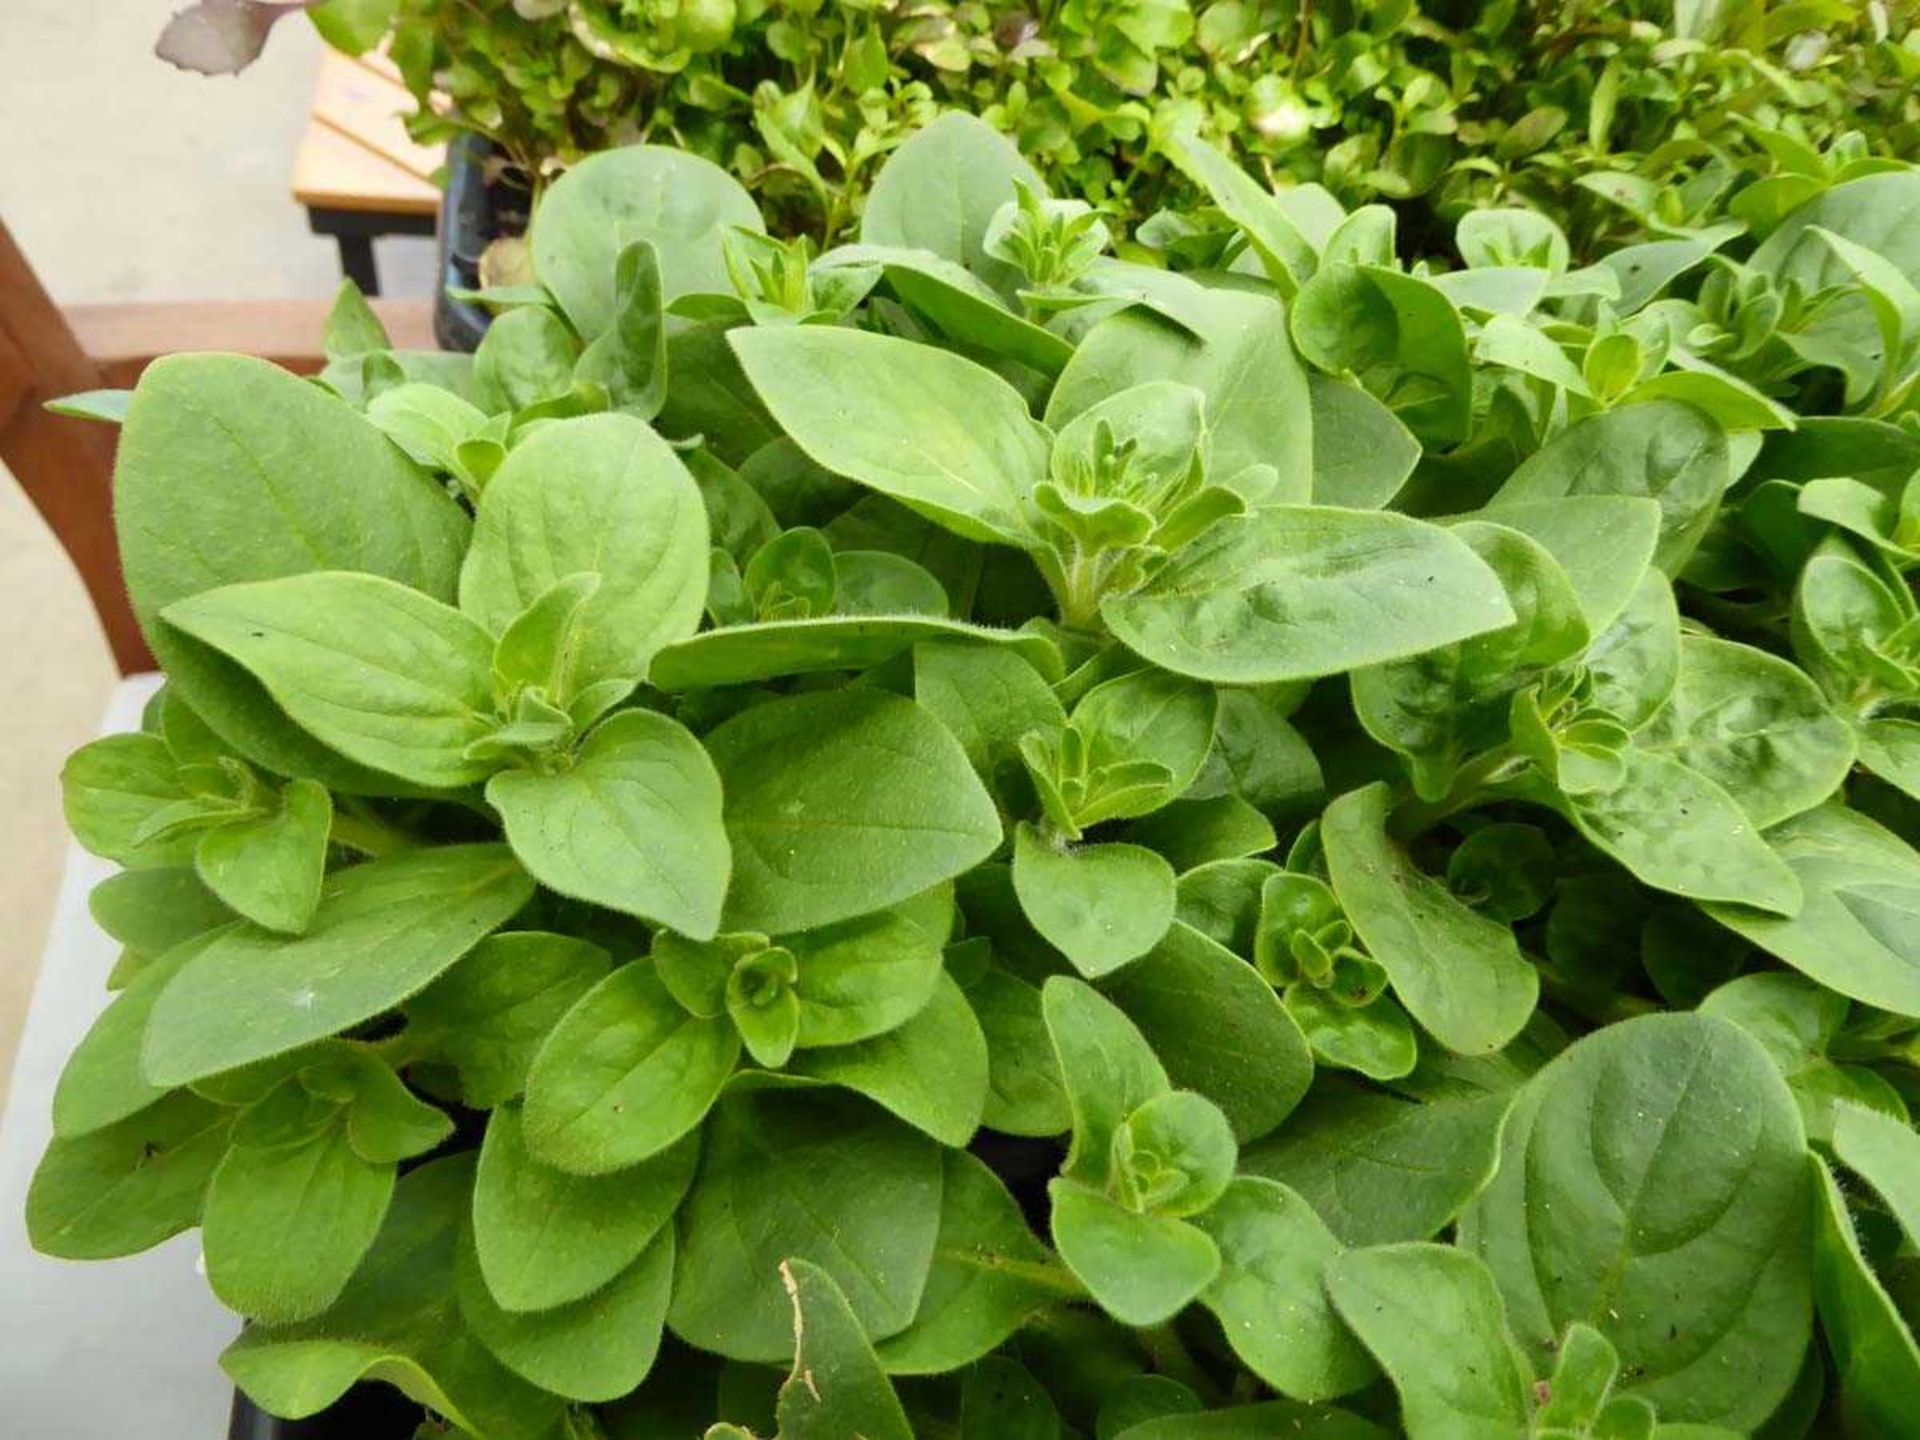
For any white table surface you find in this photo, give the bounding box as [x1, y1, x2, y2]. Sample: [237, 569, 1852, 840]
[0, 674, 239, 1438]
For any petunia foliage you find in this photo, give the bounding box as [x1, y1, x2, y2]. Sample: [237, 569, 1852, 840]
[33, 117, 1920, 1437]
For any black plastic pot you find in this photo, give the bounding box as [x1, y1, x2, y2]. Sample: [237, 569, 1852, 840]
[435, 136, 535, 353]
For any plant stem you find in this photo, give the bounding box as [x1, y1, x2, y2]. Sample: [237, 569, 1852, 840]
[328, 806, 415, 857]
[1388, 748, 1530, 840]
[1135, 1321, 1222, 1404]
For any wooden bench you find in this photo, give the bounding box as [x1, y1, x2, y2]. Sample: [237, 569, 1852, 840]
[292, 50, 444, 296]
[0, 218, 432, 675]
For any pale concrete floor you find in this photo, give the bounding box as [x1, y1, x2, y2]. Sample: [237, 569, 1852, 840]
[0, 0, 440, 1102]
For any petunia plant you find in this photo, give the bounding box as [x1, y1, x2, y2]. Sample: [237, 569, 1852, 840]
[31, 116, 1920, 1438]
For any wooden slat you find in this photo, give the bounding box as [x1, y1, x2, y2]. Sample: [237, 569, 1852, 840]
[69, 298, 435, 388]
[293, 119, 440, 215]
[0, 221, 150, 673]
[311, 49, 443, 181]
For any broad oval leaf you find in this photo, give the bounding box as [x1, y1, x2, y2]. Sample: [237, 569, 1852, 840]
[1558, 748, 1801, 915]
[520, 962, 739, 1174]
[1703, 804, 1920, 1017]
[1012, 826, 1176, 979]
[1324, 1244, 1532, 1439]
[220, 1157, 565, 1439]
[707, 688, 1002, 934]
[1103, 507, 1513, 683]
[1488, 400, 1730, 574]
[1100, 923, 1313, 1144]
[202, 1123, 394, 1324]
[1458, 1012, 1813, 1431]
[667, 1089, 943, 1362]
[731, 325, 1048, 547]
[460, 412, 710, 686]
[531, 144, 762, 338]
[1194, 1178, 1377, 1403]
[1809, 1153, 1920, 1435]
[873, 1149, 1072, 1375]
[488, 709, 729, 939]
[456, 1223, 674, 1404]
[859, 112, 1041, 291]
[144, 845, 533, 1086]
[1322, 783, 1539, 1055]
[1241, 1077, 1511, 1247]
[163, 572, 498, 790]
[472, 1106, 697, 1312]
[1641, 635, 1854, 829]
[116, 354, 469, 789]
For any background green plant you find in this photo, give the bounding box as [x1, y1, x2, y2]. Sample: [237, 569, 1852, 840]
[343, 0, 1920, 249]
[33, 114, 1920, 1437]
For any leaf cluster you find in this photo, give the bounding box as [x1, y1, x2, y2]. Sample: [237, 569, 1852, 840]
[294, 0, 1920, 250]
[33, 116, 1920, 1438]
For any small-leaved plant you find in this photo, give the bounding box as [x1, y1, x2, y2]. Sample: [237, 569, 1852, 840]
[33, 116, 1920, 1438]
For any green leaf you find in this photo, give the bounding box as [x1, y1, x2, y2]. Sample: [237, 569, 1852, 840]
[916, 638, 1068, 790]
[461, 412, 710, 687]
[668, 1089, 942, 1362]
[707, 688, 1002, 934]
[489, 709, 729, 938]
[474, 1105, 697, 1312]
[195, 777, 331, 933]
[144, 844, 533, 1085]
[521, 962, 740, 1173]
[859, 113, 1043, 292]
[959, 1356, 1063, 1439]
[650, 614, 1058, 691]
[532, 145, 763, 338]
[115, 355, 469, 789]
[1458, 1013, 1813, 1430]
[788, 886, 952, 1048]
[457, 1223, 674, 1403]
[1102, 508, 1514, 683]
[1831, 1102, 1920, 1251]
[202, 1120, 395, 1323]
[1111, 1402, 1389, 1440]
[1241, 1078, 1511, 1246]
[1701, 973, 1904, 1144]
[732, 326, 1046, 547]
[874, 1149, 1073, 1374]
[1193, 1177, 1376, 1403]
[1809, 1153, 1920, 1437]
[787, 972, 989, 1145]
[576, 239, 669, 418]
[87, 865, 232, 957]
[1307, 374, 1418, 509]
[1048, 1179, 1220, 1327]
[473, 306, 578, 412]
[1322, 783, 1538, 1055]
[162, 572, 499, 790]
[1489, 401, 1730, 574]
[1012, 825, 1176, 979]
[221, 1157, 565, 1438]
[53, 935, 213, 1138]
[1101, 922, 1313, 1143]
[1162, 134, 1317, 295]
[1640, 636, 1854, 828]
[27, 1091, 233, 1259]
[1043, 976, 1170, 1186]
[401, 931, 611, 1108]
[1558, 748, 1802, 914]
[1323, 1244, 1533, 1439]
[770, 1259, 915, 1440]
[835, 245, 1075, 378]
[1049, 287, 1314, 499]
[1291, 264, 1473, 445]
[1477, 495, 1663, 636]
[970, 966, 1072, 1138]
[60, 733, 195, 867]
